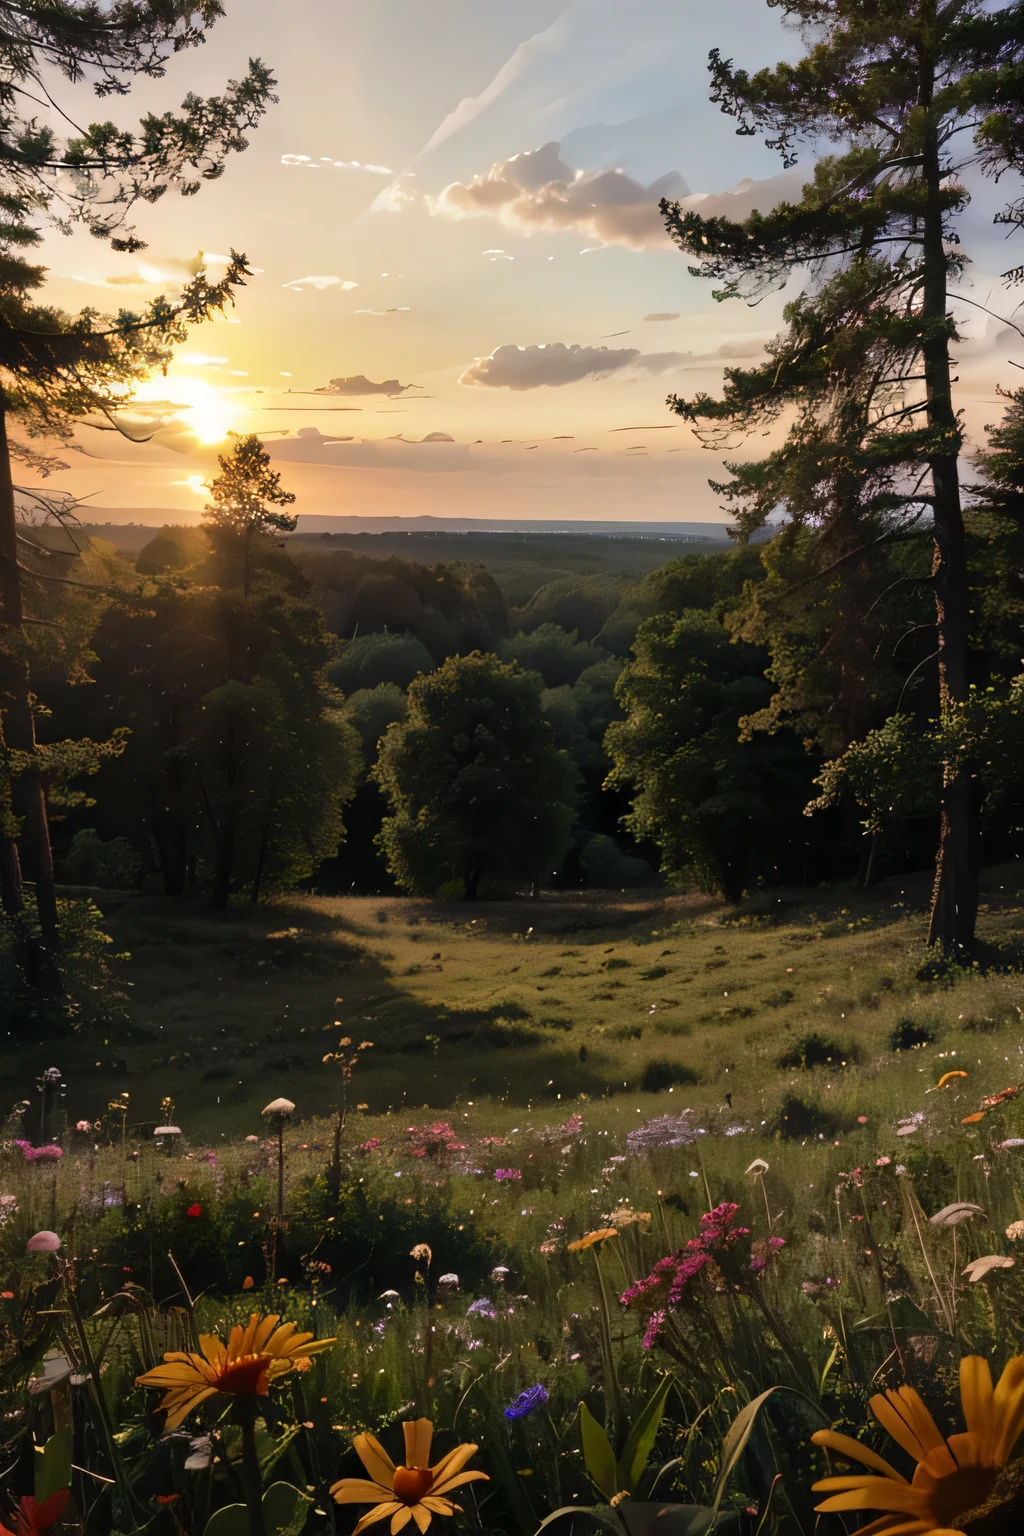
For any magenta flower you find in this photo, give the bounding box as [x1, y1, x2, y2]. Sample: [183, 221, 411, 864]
[621, 1203, 752, 1348]
[494, 1168, 522, 1182]
[26, 1231, 60, 1253]
[13, 1141, 63, 1162]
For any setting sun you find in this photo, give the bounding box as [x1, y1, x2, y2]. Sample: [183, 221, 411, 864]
[134, 374, 237, 445]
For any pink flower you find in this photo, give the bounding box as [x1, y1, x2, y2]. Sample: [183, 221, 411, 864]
[360, 1137, 381, 1152]
[494, 1168, 522, 1182]
[75, 1120, 91, 1133]
[26, 1231, 60, 1253]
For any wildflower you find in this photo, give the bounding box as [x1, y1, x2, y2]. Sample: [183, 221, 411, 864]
[876, 1156, 891, 1167]
[331, 1417, 487, 1534]
[466, 1299, 496, 1319]
[937, 1070, 968, 1088]
[436, 1274, 460, 1289]
[982, 1085, 1021, 1109]
[998, 1138, 1024, 1150]
[1007, 1221, 1024, 1242]
[75, 1120, 91, 1132]
[186, 1204, 202, 1218]
[242, 1276, 255, 1290]
[962, 1256, 1014, 1282]
[490, 1265, 509, 1282]
[812, 1354, 1024, 1532]
[745, 1158, 769, 1177]
[749, 1237, 785, 1273]
[135, 1313, 334, 1428]
[410, 1244, 432, 1264]
[627, 1112, 699, 1151]
[245, 1135, 259, 1143]
[155, 1495, 180, 1506]
[360, 1138, 381, 1152]
[494, 1169, 521, 1182]
[13, 1142, 62, 1162]
[567, 1228, 618, 1253]
[504, 1383, 549, 1420]
[0, 1489, 69, 1536]
[621, 1203, 751, 1347]
[262, 1097, 295, 1117]
[26, 1231, 60, 1253]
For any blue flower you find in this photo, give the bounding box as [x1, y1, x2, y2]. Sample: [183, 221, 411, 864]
[504, 1383, 549, 1420]
[466, 1297, 496, 1319]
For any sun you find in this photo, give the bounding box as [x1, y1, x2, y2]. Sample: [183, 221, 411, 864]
[134, 373, 237, 445]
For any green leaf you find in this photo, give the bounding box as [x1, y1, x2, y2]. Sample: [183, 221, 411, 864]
[203, 1504, 250, 1536]
[619, 1505, 717, 1536]
[580, 1401, 619, 1500]
[533, 1505, 625, 1536]
[618, 1375, 674, 1492]
[818, 1340, 840, 1400]
[262, 1482, 312, 1536]
[711, 1387, 782, 1514]
[34, 1430, 72, 1503]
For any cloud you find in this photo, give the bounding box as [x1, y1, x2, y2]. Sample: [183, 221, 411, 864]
[431, 140, 686, 251]
[282, 275, 359, 292]
[458, 335, 773, 390]
[428, 144, 806, 252]
[460, 342, 641, 389]
[281, 154, 393, 174]
[645, 312, 679, 321]
[314, 375, 414, 397]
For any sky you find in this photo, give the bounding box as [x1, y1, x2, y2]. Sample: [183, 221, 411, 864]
[27, 0, 1024, 526]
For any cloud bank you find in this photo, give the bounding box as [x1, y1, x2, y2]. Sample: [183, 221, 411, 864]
[459, 335, 772, 389]
[427, 143, 807, 252]
[315, 375, 414, 397]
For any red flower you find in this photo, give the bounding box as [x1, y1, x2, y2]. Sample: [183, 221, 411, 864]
[156, 1496, 180, 1507]
[0, 1488, 70, 1536]
[186, 1204, 202, 1218]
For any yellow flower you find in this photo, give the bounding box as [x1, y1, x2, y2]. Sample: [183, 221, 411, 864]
[332, 1418, 487, 1535]
[811, 1354, 1024, 1534]
[567, 1228, 619, 1253]
[937, 1070, 968, 1088]
[135, 1313, 334, 1429]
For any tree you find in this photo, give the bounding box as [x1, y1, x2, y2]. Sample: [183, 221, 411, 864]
[0, 1, 276, 970]
[373, 653, 578, 898]
[605, 610, 813, 901]
[661, 0, 1024, 951]
[203, 434, 297, 596]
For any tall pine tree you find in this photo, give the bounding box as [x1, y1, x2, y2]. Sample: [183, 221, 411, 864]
[0, 3, 275, 978]
[663, 0, 1024, 952]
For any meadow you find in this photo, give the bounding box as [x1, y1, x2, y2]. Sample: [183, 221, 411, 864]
[4, 870, 1024, 1536]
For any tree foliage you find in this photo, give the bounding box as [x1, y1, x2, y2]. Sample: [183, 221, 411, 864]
[374, 653, 578, 898]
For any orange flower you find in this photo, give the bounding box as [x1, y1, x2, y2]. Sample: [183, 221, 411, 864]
[136, 1313, 333, 1428]
[332, 1418, 487, 1535]
[812, 1354, 1024, 1534]
[0, 1490, 69, 1536]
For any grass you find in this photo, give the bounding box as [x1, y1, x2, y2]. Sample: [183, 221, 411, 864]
[9, 861, 1024, 1145]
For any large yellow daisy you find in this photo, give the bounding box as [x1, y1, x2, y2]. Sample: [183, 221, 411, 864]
[812, 1354, 1024, 1534]
[136, 1313, 334, 1429]
[331, 1418, 488, 1535]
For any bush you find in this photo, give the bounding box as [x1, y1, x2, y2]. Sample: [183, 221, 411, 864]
[62, 828, 141, 890]
[775, 1031, 858, 1069]
[341, 684, 408, 762]
[640, 1058, 700, 1092]
[499, 625, 607, 688]
[329, 631, 435, 693]
[889, 1016, 937, 1051]
[769, 1091, 852, 1140]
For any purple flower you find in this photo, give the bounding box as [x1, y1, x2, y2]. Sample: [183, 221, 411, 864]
[467, 1298, 496, 1319]
[642, 1309, 667, 1350]
[494, 1168, 522, 1182]
[14, 1141, 63, 1162]
[504, 1383, 549, 1420]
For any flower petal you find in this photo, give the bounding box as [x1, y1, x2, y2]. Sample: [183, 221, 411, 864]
[870, 1388, 949, 1466]
[352, 1504, 402, 1536]
[411, 1507, 431, 1534]
[163, 1386, 217, 1429]
[428, 1445, 479, 1487]
[993, 1353, 1024, 1462]
[813, 1479, 928, 1515]
[811, 1430, 907, 1481]
[959, 1357, 994, 1448]
[428, 1472, 489, 1499]
[390, 1509, 413, 1536]
[331, 1481, 396, 1506]
[420, 1499, 454, 1516]
[355, 1434, 397, 1488]
[403, 1420, 433, 1471]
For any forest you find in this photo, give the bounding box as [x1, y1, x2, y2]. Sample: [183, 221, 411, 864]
[5, 4, 1024, 1536]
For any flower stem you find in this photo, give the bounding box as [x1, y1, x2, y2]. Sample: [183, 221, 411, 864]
[239, 1405, 268, 1536]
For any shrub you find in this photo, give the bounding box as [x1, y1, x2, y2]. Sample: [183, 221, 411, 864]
[329, 630, 435, 693]
[770, 1091, 852, 1140]
[775, 1031, 858, 1069]
[889, 1016, 937, 1051]
[62, 828, 141, 889]
[640, 1058, 700, 1093]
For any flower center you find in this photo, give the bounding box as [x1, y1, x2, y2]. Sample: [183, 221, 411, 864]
[393, 1467, 434, 1505]
[930, 1465, 999, 1527]
[216, 1354, 272, 1397]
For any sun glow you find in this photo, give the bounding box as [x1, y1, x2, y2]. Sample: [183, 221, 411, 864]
[134, 374, 237, 445]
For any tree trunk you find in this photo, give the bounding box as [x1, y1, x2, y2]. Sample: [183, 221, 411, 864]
[0, 405, 59, 988]
[919, 88, 977, 954]
[463, 857, 482, 900]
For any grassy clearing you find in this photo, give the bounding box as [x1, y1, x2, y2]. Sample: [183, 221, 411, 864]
[11, 863, 1024, 1141]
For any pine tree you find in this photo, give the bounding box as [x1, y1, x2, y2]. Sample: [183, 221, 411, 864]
[203, 434, 297, 596]
[0, 3, 276, 977]
[662, 0, 1024, 952]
